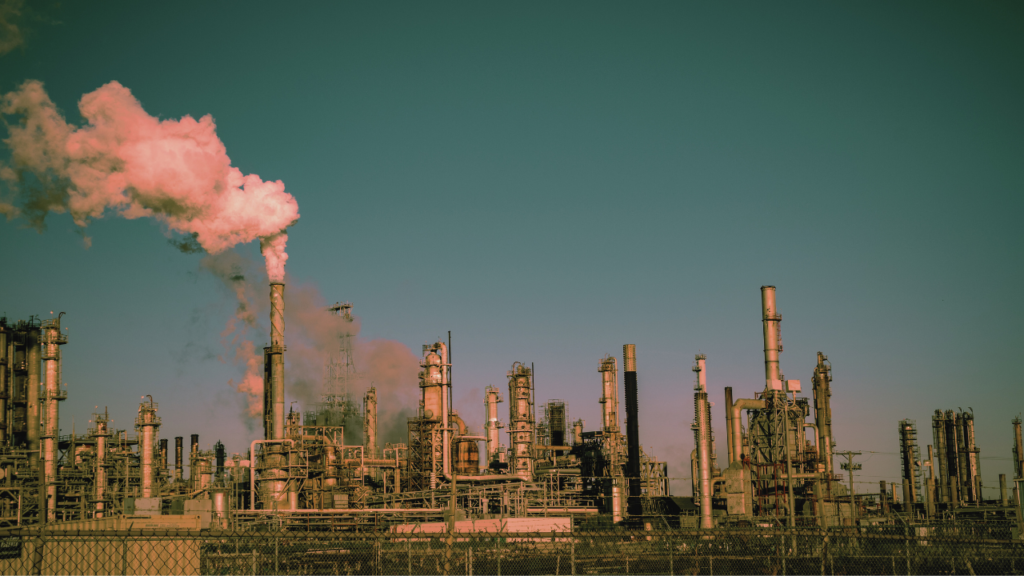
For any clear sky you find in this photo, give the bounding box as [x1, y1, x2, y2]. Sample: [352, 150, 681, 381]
[1, 1, 1021, 497]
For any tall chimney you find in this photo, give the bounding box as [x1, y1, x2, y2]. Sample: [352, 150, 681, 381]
[724, 386, 735, 464]
[761, 286, 781, 388]
[692, 354, 713, 529]
[623, 344, 641, 515]
[812, 352, 834, 477]
[136, 397, 160, 498]
[363, 387, 377, 458]
[174, 437, 184, 482]
[261, 282, 288, 508]
[1013, 417, 1023, 479]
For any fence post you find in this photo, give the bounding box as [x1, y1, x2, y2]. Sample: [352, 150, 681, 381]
[669, 534, 674, 576]
[497, 537, 501, 576]
[904, 525, 910, 576]
[274, 535, 279, 574]
[407, 538, 411, 576]
[121, 536, 128, 576]
[570, 537, 575, 575]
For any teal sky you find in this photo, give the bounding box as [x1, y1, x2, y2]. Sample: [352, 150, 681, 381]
[1, 1, 1022, 497]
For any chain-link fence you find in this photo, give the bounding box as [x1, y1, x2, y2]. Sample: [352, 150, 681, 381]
[0, 525, 1021, 575]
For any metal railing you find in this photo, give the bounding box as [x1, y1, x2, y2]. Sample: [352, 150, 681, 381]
[0, 524, 1021, 575]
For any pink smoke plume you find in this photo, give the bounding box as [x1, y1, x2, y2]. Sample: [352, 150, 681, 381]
[203, 250, 419, 432]
[0, 80, 298, 281]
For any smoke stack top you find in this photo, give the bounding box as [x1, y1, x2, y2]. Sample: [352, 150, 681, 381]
[623, 344, 637, 372]
[0, 80, 299, 281]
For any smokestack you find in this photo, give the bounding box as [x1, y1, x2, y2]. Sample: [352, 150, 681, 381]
[623, 344, 641, 515]
[0, 319, 9, 446]
[266, 283, 286, 441]
[1000, 474, 1009, 507]
[174, 437, 183, 482]
[761, 286, 781, 389]
[159, 438, 168, 475]
[363, 387, 377, 459]
[812, 352, 834, 476]
[215, 440, 226, 481]
[26, 324, 40, 471]
[190, 434, 199, 456]
[137, 397, 160, 498]
[724, 387, 734, 464]
[693, 354, 713, 529]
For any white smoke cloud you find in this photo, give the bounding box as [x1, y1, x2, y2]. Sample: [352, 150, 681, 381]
[0, 79, 298, 281]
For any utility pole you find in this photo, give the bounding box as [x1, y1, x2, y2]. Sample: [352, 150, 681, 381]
[839, 451, 863, 525]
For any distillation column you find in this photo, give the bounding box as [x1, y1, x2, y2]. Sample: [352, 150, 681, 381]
[174, 437, 184, 482]
[932, 411, 950, 503]
[136, 397, 160, 498]
[761, 286, 782, 388]
[418, 342, 451, 487]
[812, 352, 833, 476]
[262, 282, 288, 508]
[26, 324, 41, 471]
[41, 316, 66, 522]
[93, 411, 110, 518]
[693, 354, 713, 529]
[507, 362, 535, 481]
[962, 410, 981, 503]
[484, 385, 504, 465]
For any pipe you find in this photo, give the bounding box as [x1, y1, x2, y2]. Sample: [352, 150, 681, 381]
[1000, 474, 1009, 507]
[694, 356, 713, 529]
[174, 437, 184, 482]
[623, 344, 641, 513]
[26, 325, 40, 471]
[729, 398, 766, 462]
[760, 286, 781, 388]
[439, 341, 451, 481]
[268, 283, 285, 441]
[812, 352, 833, 476]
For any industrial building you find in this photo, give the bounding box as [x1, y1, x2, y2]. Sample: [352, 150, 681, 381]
[0, 284, 1021, 534]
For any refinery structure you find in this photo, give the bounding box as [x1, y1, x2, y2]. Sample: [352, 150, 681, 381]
[0, 284, 1022, 535]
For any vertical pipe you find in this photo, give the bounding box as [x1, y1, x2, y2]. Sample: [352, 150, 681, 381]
[693, 355, 713, 529]
[760, 286, 781, 387]
[812, 352, 833, 476]
[955, 411, 970, 502]
[263, 283, 287, 508]
[880, 480, 889, 514]
[926, 444, 936, 517]
[26, 325, 41, 470]
[964, 412, 980, 503]
[598, 356, 619, 433]
[899, 421, 917, 504]
[269, 283, 286, 441]
[724, 387, 735, 464]
[944, 411, 960, 504]
[174, 437, 184, 482]
[1000, 474, 1008, 507]
[623, 344, 640, 514]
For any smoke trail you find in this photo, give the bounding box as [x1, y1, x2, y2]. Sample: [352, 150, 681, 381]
[202, 250, 419, 430]
[0, 80, 298, 281]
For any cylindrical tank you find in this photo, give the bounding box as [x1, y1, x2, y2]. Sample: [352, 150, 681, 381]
[484, 385, 503, 463]
[211, 488, 229, 529]
[94, 414, 109, 518]
[421, 352, 443, 420]
[26, 325, 41, 470]
[137, 399, 160, 498]
[943, 411, 961, 504]
[963, 411, 981, 503]
[695, 385, 713, 529]
[41, 317, 64, 522]
[760, 286, 781, 386]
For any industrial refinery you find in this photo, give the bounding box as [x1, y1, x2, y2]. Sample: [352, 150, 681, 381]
[0, 284, 1021, 536]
